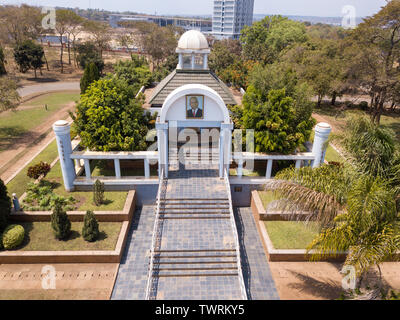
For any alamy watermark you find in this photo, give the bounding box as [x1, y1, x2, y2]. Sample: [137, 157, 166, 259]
[341, 265, 356, 290]
[41, 265, 56, 289]
[41, 7, 56, 30]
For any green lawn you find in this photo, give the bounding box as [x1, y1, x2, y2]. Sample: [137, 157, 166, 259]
[0, 92, 79, 151]
[86, 160, 158, 177]
[258, 190, 280, 210]
[264, 221, 320, 249]
[325, 144, 343, 163]
[16, 221, 122, 251]
[6, 140, 59, 197]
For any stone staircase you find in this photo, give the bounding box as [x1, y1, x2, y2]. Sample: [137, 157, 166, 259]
[159, 198, 230, 219]
[153, 249, 239, 277]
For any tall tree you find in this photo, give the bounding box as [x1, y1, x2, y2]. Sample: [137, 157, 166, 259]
[84, 20, 111, 58]
[63, 11, 85, 67]
[345, 1, 400, 124]
[0, 46, 6, 75]
[240, 15, 308, 64]
[55, 9, 71, 73]
[13, 40, 45, 78]
[80, 62, 100, 94]
[0, 77, 20, 112]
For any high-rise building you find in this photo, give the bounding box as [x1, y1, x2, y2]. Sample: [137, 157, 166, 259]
[212, 0, 255, 40]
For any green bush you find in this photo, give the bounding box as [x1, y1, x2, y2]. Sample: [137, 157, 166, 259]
[82, 210, 99, 242]
[0, 179, 11, 232]
[2, 224, 25, 250]
[93, 179, 105, 206]
[51, 203, 71, 240]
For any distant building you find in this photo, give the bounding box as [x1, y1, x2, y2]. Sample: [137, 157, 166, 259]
[212, 0, 255, 39]
[109, 14, 212, 33]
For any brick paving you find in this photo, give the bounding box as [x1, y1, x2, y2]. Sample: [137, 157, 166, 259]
[234, 207, 280, 300]
[111, 206, 154, 300]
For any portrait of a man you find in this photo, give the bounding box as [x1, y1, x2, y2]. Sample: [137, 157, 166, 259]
[186, 95, 204, 119]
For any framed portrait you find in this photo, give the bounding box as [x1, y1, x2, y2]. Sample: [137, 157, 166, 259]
[186, 95, 204, 119]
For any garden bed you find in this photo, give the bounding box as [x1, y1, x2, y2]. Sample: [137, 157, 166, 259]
[18, 221, 122, 251]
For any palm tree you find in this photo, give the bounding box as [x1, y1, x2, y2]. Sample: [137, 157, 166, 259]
[268, 115, 400, 289]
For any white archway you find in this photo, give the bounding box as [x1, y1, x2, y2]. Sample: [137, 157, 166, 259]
[156, 84, 233, 178]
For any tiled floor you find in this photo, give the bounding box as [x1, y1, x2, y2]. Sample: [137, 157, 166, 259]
[111, 206, 154, 300]
[234, 207, 280, 300]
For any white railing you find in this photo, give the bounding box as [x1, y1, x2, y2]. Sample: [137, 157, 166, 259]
[145, 168, 164, 300]
[70, 147, 158, 181]
[232, 152, 316, 179]
[224, 168, 248, 300]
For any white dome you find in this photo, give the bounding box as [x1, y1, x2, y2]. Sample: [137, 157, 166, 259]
[177, 30, 209, 50]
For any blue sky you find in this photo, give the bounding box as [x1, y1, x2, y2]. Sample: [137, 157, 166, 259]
[1, 0, 388, 17]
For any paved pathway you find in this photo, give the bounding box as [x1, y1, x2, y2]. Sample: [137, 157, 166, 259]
[234, 207, 280, 300]
[111, 206, 155, 300]
[17, 81, 80, 98]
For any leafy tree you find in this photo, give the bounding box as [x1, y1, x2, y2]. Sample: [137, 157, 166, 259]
[0, 46, 6, 75]
[84, 20, 111, 58]
[75, 41, 105, 73]
[0, 76, 20, 111]
[51, 202, 71, 240]
[62, 10, 85, 66]
[82, 210, 99, 242]
[108, 56, 152, 92]
[0, 179, 11, 232]
[73, 78, 154, 151]
[80, 62, 100, 94]
[341, 115, 397, 178]
[55, 9, 72, 74]
[241, 15, 308, 64]
[344, 1, 400, 124]
[240, 87, 315, 154]
[13, 40, 44, 78]
[93, 179, 105, 206]
[209, 39, 242, 75]
[153, 54, 178, 81]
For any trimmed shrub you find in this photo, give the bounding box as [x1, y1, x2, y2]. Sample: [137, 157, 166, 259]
[0, 179, 11, 232]
[27, 162, 51, 180]
[2, 224, 25, 250]
[51, 203, 71, 240]
[93, 179, 105, 206]
[82, 210, 99, 242]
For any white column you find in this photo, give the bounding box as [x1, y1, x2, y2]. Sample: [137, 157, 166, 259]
[203, 53, 208, 69]
[84, 159, 91, 180]
[266, 160, 273, 179]
[53, 120, 76, 191]
[163, 128, 168, 178]
[178, 53, 183, 69]
[191, 54, 195, 70]
[295, 160, 301, 169]
[114, 159, 121, 179]
[144, 158, 150, 179]
[157, 128, 162, 178]
[312, 122, 332, 168]
[219, 129, 225, 178]
[237, 159, 243, 178]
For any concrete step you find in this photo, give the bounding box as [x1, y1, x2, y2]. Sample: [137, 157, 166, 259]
[156, 269, 239, 277]
[162, 198, 229, 201]
[159, 210, 230, 214]
[155, 250, 236, 258]
[156, 258, 237, 264]
[159, 214, 230, 220]
[160, 205, 230, 209]
[155, 264, 237, 271]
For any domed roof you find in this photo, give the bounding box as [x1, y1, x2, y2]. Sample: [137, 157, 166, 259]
[177, 30, 209, 51]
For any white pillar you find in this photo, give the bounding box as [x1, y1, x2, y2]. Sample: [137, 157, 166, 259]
[178, 53, 183, 69]
[203, 53, 208, 69]
[191, 54, 195, 70]
[312, 122, 332, 168]
[114, 159, 121, 179]
[163, 128, 168, 178]
[237, 159, 243, 178]
[157, 128, 162, 178]
[53, 120, 76, 191]
[219, 129, 225, 178]
[266, 160, 273, 179]
[144, 158, 150, 179]
[84, 159, 91, 180]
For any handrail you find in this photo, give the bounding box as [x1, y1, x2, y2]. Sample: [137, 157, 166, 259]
[145, 168, 164, 300]
[224, 168, 248, 300]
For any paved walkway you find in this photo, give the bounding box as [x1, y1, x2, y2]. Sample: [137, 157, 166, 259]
[17, 81, 80, 98]
[234, 207, 279, 300]
[111, 206, 155, 300]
